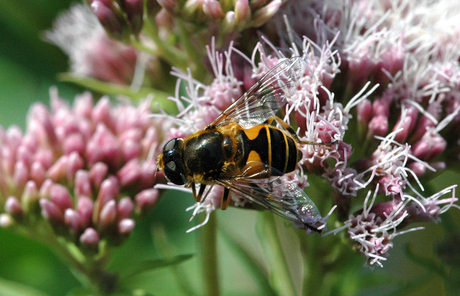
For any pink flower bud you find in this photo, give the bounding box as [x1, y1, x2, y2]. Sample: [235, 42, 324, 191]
[39, 179, 54, 199]
[98, 199, 117, 232]
[89, 162, 109, 190]
[367, 115, 388, 139]
[21, 180, 39, 213]
[203, 0, 225, 19]
[252, 0, 282, 27]
[117, 197, 133, 220]
[80, 227, 100, 245]
[5, 196, 23, 217]
[77, 196, 94, 229]
[122, 139, 141, 162]
[86, 124, 122, 170]
[67, 152, 85, 185]
[412, 132, 446, 161]
[47, 155, 68, 182]
[40, 198, 64, 223]
[50, 184, 74, 211]
[135, 189, 159, 215]
[118, 218, 135, 235]
[117, 159, 142, 188]
[13, 161, 28, 194]
[92, 97, 113, 129]
[27, 103, 58, 148]
[34, 148, 54, 169]
[73, 92, 94, 119]
[235, 0, 250, 24]
[63, 133, 85, 156]
[91, 1, 124, 39]
[356, 99, 372, 129]
[65, 208, 81, 234]
[30, 161, 46, 188]
[96, 178, 119, 208]
[75, 170, 93, 198]
[16, 145, 33, 168]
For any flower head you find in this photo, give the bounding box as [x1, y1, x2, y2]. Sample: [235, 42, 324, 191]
[0, 90, 163, 253]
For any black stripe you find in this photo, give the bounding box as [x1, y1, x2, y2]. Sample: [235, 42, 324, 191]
[286, 136, 297, 172]
[269, 128, 287, 175]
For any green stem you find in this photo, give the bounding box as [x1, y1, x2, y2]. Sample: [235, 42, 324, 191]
[24, 222, 94, 289]
[140, 15, 188, 70]
[256, 212, 297, 296]
[298, 234, 324, 296]
[175, 20, 207, 80]
[219, 225, 276, 296]
[199, 213, 220, 296]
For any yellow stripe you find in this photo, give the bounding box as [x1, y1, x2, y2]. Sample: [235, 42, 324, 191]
[247, 150, 262, 163]
[244, 126, 263, 140]
[266, 126, 272, 169]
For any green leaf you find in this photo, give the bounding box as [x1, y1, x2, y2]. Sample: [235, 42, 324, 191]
[0, 277, 48, 296]
[118, 254, 194, 280]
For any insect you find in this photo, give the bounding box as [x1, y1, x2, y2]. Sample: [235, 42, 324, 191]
[156, 57, 337, 232]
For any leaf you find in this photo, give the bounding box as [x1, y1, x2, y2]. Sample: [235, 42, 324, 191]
[0, 277, 48, 296]
[118, 254, 194, 280]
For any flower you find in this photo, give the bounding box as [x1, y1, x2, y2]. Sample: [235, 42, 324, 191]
[0, 89, 163, 254]
[152, 0, 460, 267]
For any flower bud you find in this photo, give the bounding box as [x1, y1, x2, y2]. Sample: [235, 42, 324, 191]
[78, 196, 94, 229]
[91, 1, 125, 40]
[5, 196, 24, 218]
[98, 199, 117, 233]
[75, 170, 93, 198]
[86, 124, 122, 170]
[203, 0, 225, 19]
[117, 197, 134, 220]
[50, 184, 74, 212]
[65, 208, 81, 234]
[252, 0, 282, 27]
[135, 188, 159, 215]
[118, 218, 135, 235]
[80, 227, 100, 246]
[20, 180, 39, 214]
[40, 198, 64, 224]
[122, 0, 144, 35]
[89, 162, 109, 190]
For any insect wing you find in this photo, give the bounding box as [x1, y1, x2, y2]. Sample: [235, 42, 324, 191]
[209, 57, 307, 129]
[217, 176, 323, 231]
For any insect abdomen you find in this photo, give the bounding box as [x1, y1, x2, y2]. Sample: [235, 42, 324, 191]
[241, 125, 299, 176]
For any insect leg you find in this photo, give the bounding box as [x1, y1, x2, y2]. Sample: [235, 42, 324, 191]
[196, 184, 207, 202]
[221, 187, 231, 210]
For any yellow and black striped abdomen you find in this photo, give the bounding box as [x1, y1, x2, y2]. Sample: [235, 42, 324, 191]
[240, 125, 300, 177]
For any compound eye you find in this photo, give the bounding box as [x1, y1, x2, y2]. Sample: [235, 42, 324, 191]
[164, 138, 178, 152]
[164, 160, 186, 185]
[166, 161, 177, 172]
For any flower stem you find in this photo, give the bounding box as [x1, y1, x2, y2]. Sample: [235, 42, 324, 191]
[199, 213, 220, 296]
[256, 212, 297, 296]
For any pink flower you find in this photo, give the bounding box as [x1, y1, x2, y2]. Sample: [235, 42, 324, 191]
[0, 90, 164, 254]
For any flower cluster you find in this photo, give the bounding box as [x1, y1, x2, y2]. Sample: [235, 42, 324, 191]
[0, 90, 163, 254]
[42, 0, 460, 272]
[154, 0, 460, 267]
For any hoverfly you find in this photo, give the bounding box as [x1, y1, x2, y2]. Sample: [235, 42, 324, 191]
[157, 57, 337, 232]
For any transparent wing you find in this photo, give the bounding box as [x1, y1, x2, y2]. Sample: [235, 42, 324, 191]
[216, 171, 324, 232]
[209, 57, 307, 130]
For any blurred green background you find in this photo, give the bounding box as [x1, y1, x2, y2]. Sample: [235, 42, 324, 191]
[0, 1, 459, 295]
